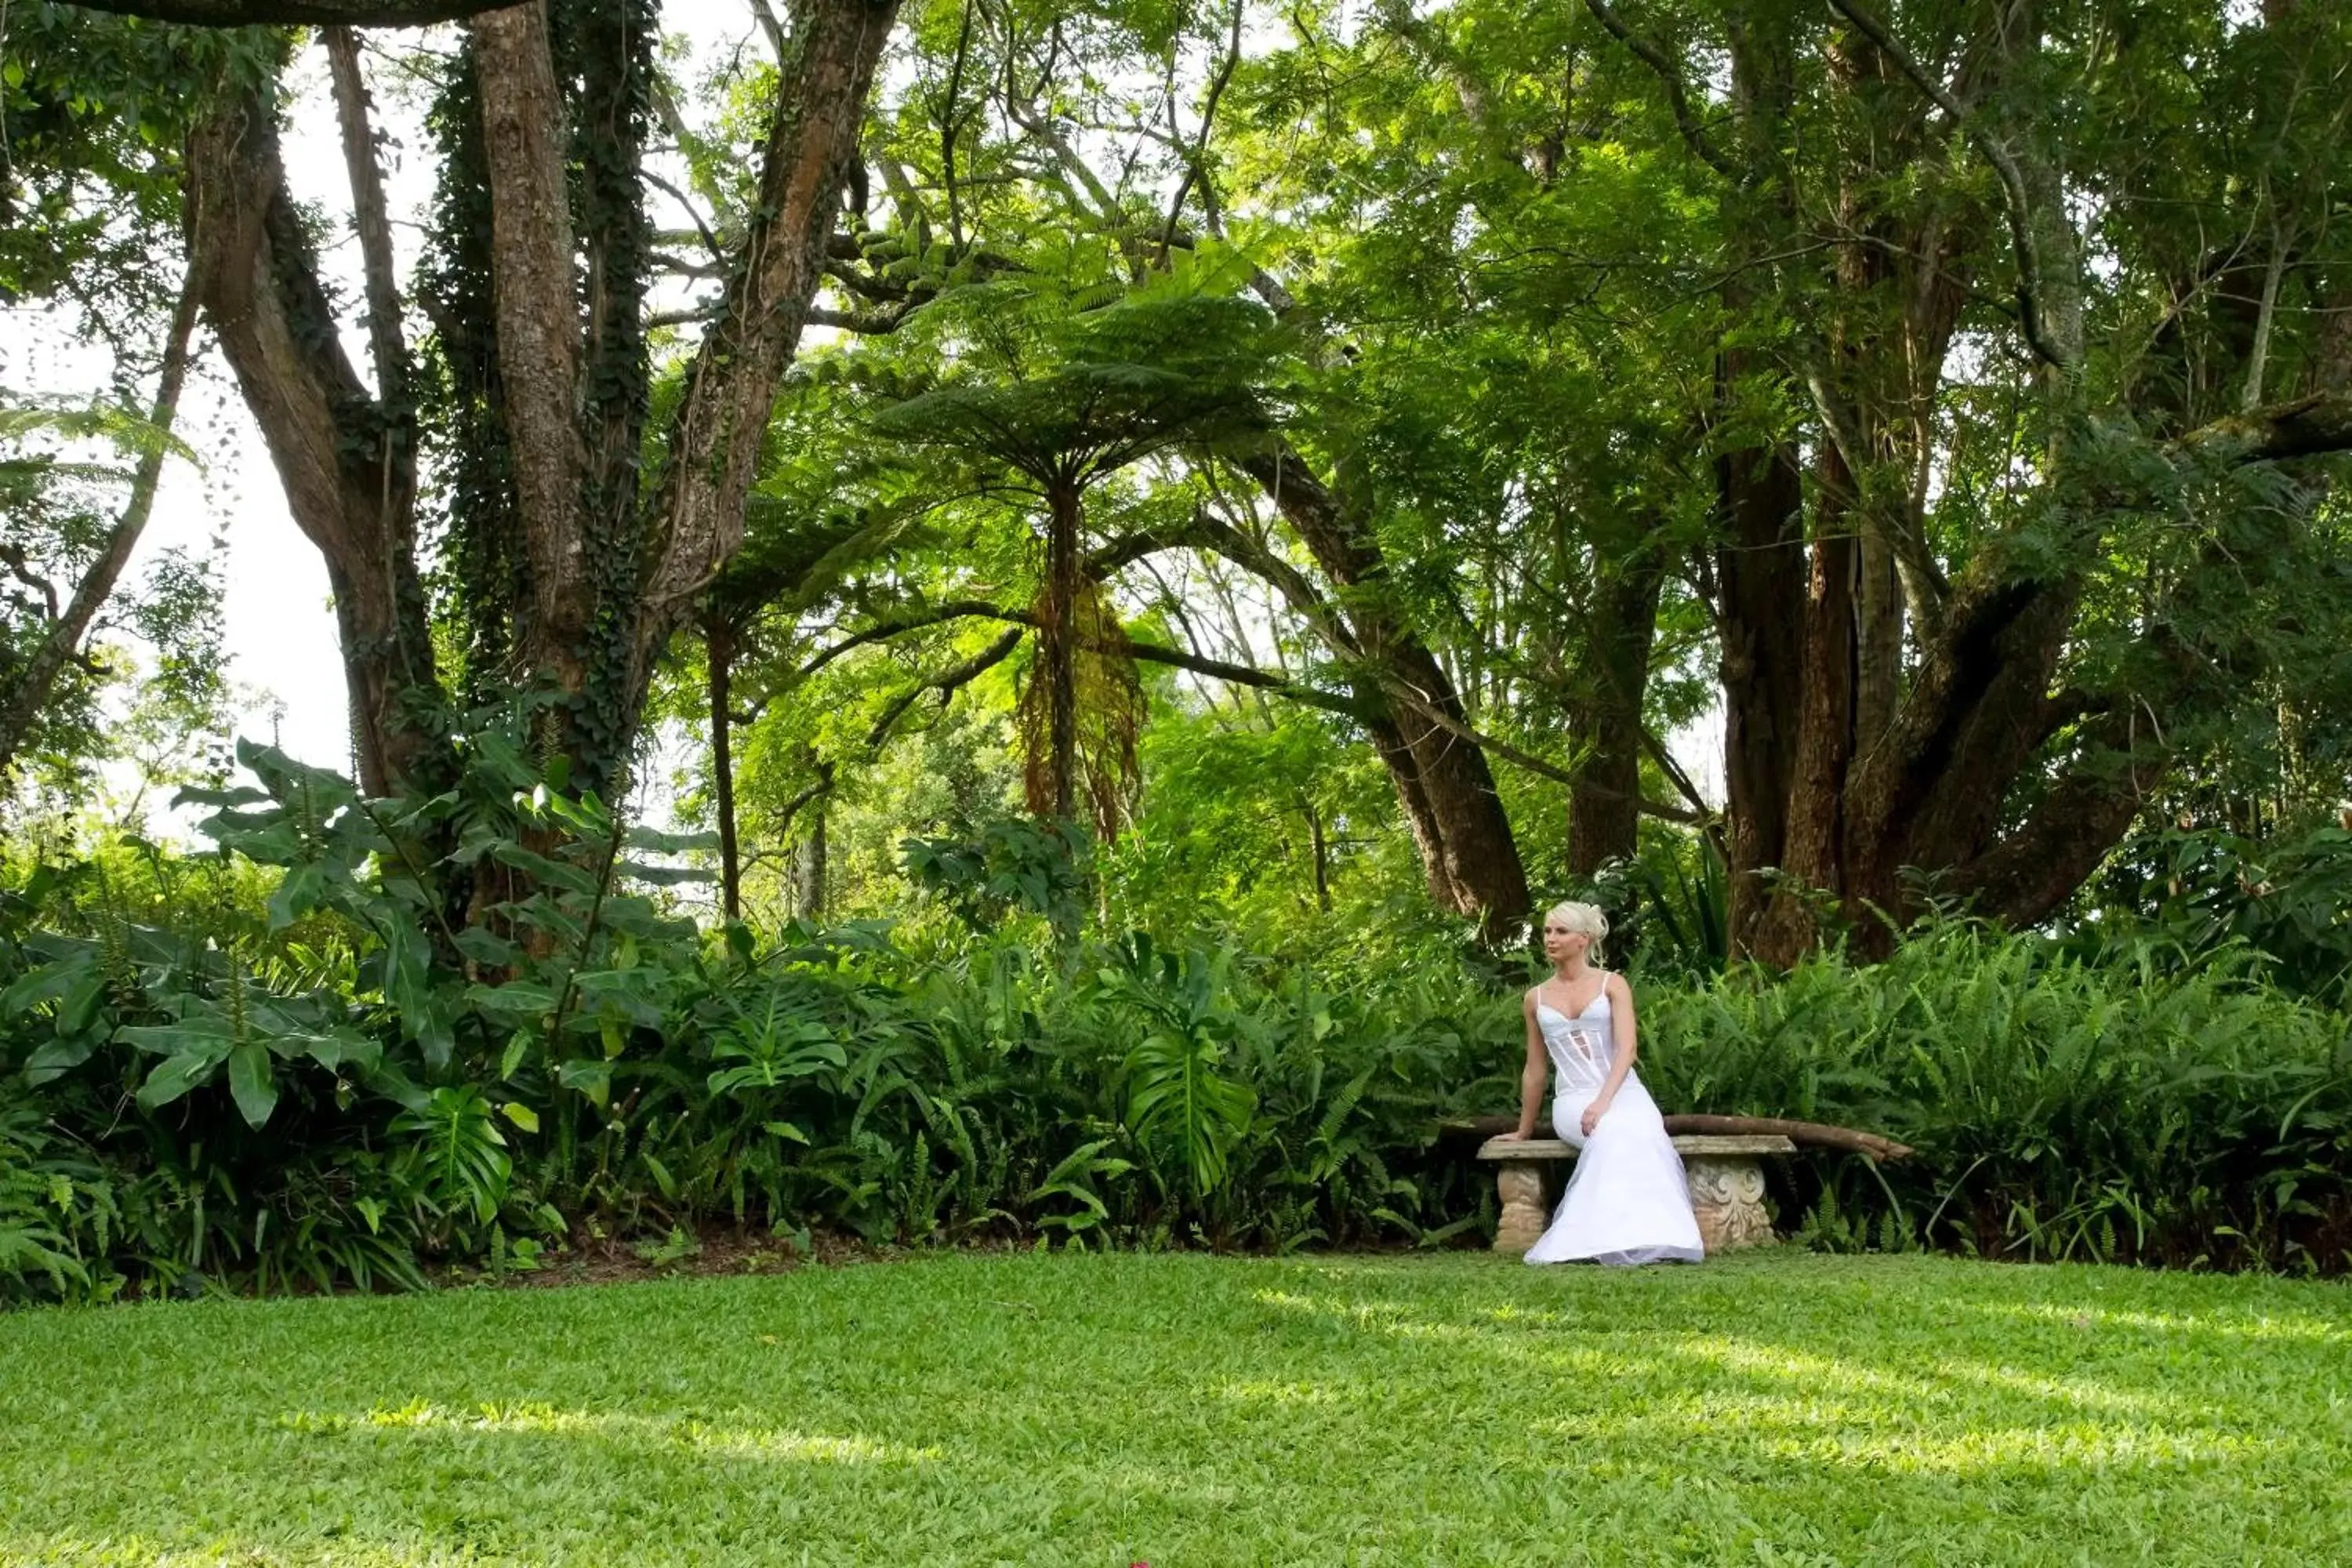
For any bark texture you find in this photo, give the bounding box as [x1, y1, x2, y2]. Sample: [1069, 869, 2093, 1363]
[704, 612, 742, 921]
[1565, 547, 1664, 880]
[636, 0, 902, 693]
[183, 90, 437, 796]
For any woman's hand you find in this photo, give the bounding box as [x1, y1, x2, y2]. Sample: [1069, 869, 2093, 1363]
[1580, 1102, 1610, 1138]
[1492, 1130, 1526, 1142]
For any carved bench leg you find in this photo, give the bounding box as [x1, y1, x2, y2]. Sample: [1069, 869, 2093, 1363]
[1684, 1155, 1774, 1254]
[1494, 1165, 1548, 1254]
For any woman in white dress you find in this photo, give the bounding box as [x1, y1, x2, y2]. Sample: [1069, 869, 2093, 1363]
[1494, 902, 1704, 1266]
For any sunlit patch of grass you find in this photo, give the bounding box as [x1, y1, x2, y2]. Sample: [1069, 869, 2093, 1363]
[2, 1250, 2348, 1566]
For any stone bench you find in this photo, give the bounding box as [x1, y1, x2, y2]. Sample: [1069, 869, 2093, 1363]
[1476, 1134, 1797, 1255]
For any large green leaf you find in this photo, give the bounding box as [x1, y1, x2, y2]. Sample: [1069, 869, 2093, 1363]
[226, 1041, 278, 1129]
[134, 1047, 227, 1111]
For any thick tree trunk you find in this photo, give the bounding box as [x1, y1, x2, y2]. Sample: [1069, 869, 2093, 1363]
[1712, 410, 1807, 956]
[705, 612, 742, 921]
[1854, 532, 1903, 753]
[1566, 549, 1663, 880]
[1749, 445, 1859, 969]
[0, 273, 200, 781]
[1239, 448, 1530, 935]
[463, 0, 895, 791]
[183, 91, 437, 796]
[469, 2, 593, 708]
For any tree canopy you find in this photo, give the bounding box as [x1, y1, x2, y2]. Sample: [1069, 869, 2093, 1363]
[5, 0, 2348, 960]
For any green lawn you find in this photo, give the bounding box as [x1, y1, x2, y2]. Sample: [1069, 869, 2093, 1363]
[2, 1250, 2347, 1566]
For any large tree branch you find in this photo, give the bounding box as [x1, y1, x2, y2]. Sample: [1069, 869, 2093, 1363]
[1948, 718, 2168, 929]
[183, 91, 436, 793]
[2170, 390, 2352, 466]
[798, 599, 1020, 678]
[1581, 0, 1740, 182]
[636, 0, 902, 677]
[324, 27, 412, 415]
[866, 628, 1025, 748]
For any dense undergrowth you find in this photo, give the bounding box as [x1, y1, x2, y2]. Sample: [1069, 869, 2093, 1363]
[4, 740, 2349, 1305]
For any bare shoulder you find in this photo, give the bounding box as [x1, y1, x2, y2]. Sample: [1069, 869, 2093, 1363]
[1606, 970, 1636, 1002]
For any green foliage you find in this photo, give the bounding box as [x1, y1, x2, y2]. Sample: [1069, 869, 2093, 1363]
[1642, 924, 2352, 1271]
[2078, 821, 2352, 1008]
[902, 815, 1093, 935]
[7, 723, 2352, 1302]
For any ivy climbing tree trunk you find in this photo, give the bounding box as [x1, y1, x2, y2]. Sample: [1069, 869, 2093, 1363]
[183, 86, 439, 797]
[465, 0, 900, 792]
[183, 0, 898, 800]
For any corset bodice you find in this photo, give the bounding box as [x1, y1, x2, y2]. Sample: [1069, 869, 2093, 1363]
[1536, 985, 1614, 1096]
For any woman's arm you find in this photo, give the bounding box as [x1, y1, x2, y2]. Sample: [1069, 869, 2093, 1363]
[1581, 973, 1640, 1136]
[1497, 990, 1548, 1140]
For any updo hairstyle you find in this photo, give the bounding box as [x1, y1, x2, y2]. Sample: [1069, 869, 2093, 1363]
[1544, 900, 1609, 960]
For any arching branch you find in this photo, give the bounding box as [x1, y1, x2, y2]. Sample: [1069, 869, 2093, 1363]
[1581, 0, 1740, 182]
[866, 628, 1025, 748]
[69, 0, 511, 22]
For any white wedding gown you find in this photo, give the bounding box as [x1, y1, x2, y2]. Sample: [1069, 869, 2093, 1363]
[1523, 983, 1705, 1266]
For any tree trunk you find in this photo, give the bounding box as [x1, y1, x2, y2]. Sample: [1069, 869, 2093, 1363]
[705, 611, 742, 921]
[1854, 530, 1903, 753]
[183, 90, 438, 796]
[797, 800, 829, 922]
[469, 2, 593, 716]
[1749, 444, 1859, 969]
[0, 272, 201, 781]
[173, 0, 899, 804]
[1304, 794, 1331, 912]
[1712, 406, 1807, 956]
[1037, 478, 1082, 822]
[1566, 548, 1663, 880]
[629, 0, 903, 710]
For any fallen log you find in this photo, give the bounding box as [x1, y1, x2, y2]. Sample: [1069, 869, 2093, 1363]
[1437, 1112, 1913, 1162]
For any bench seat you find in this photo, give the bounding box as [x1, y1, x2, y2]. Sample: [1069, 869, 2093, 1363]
[1474, 1134, 1796, 1255]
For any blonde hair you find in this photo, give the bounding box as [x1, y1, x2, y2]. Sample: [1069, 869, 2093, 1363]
[1544, 901, 1609, 956]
